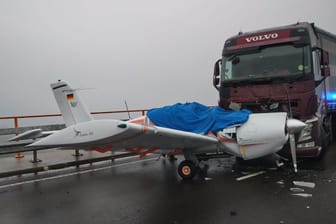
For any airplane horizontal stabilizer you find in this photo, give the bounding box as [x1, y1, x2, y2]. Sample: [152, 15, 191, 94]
[9, 129, 56, 141]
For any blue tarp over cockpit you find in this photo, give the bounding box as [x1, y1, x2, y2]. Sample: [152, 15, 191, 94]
[147, 102, 251, 134]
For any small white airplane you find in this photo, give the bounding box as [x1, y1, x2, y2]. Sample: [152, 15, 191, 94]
[10, 80, 306, 179]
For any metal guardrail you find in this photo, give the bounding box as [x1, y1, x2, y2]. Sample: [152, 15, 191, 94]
[0, 109, 149, 177]
[0, 124, 66, 136]
[0, 109, 148, 155]
[0, 124, 66, 156]
[0, 152, 135, 178]
[0, 109, 147, 130]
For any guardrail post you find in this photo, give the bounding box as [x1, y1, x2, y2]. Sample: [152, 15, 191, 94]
[31, 150, 42, 163]
[111, 151, 115, 162]
[73, 149, 83, 168]
[73, 149, 83, 157]
[14, 117, 24, 159]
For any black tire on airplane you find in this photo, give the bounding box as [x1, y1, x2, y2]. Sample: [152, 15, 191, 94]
[178, 160, 197, 180]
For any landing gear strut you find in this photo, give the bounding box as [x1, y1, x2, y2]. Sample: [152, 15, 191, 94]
[178, 160, 198, 180]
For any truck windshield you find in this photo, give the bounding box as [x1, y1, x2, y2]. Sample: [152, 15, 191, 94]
[222, 44, 311, 81]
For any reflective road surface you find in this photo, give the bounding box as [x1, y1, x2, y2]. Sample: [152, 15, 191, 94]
[1, 145, 336, 224]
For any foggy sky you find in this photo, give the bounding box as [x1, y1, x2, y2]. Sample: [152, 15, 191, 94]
[0, 0, 335, 117]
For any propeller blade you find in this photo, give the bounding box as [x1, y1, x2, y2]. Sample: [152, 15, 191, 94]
[289, 133, 298, 173]
[286, 118, 306, 173]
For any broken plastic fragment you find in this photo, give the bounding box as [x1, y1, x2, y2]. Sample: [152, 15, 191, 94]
[293, 181, 315, 188]
[276, 160, 284, 167]
[291, 193, 312, 198]
[276, 180, 284, 185]
[236, 171, 266, 181]
[290, 187, 305, 193]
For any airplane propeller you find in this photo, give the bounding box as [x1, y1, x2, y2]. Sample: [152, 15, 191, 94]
[286, 118, 306, 173]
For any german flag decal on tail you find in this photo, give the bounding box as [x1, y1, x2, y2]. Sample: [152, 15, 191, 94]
[66, 93, 74, 101]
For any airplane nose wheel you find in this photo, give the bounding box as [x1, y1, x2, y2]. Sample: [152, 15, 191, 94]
[178, 160, 197, 180]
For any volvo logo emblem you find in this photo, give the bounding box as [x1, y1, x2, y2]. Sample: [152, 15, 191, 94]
[245, 33, 279, 43]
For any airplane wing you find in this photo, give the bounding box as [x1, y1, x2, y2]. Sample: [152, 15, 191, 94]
[118, 123, 219, 151]
[25, 120, 219, 154]
[117, 123, 220, 157]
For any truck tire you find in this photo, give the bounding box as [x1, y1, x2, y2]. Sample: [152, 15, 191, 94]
[316, 125, 329, 160]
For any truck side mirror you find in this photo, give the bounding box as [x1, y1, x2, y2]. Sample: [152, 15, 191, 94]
[321, 50, 330, 77]
[213, 59, 222, 90]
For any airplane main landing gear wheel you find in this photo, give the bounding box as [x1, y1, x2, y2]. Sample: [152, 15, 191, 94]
[178, 160, 197, 180]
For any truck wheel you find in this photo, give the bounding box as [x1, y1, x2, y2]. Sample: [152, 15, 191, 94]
[316, 126, 329, 160]
[331, 113, 336, 143]
[178, 160, 197, 180]
[323, 114, 334, 144]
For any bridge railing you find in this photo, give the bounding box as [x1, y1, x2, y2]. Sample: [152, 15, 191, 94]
[0, 109, 148, 157]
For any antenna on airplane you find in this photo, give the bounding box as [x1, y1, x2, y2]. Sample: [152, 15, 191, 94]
[124, 100, 131, 120]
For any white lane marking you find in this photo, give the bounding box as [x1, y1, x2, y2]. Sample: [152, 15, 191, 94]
[0, 157, 157, 190]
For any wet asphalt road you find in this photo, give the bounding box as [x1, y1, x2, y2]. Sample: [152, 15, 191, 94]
[1, 145, 336, 224]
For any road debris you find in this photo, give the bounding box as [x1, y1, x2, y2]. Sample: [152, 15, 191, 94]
[291, 193, 312, 198]
[275, 160, 284, 167]
[293, 181, 315, 188]
[236, 171, 266, 181]
[276, 180, 284, 185]
[290, 187, 305, 193]
[289, 187, 304, 193]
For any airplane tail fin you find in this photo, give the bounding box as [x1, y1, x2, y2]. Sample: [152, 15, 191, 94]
[51, 80, 93, 127]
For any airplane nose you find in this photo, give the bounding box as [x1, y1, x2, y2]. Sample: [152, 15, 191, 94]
[286, 118, 306, 134]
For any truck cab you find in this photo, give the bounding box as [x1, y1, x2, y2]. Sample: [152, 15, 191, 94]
[213, 22, 336, 158]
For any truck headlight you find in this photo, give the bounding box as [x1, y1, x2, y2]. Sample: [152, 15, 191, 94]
[298, 117, 317, 142]
[298, 123, 313, 142]
[297, 141, 315, 148]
